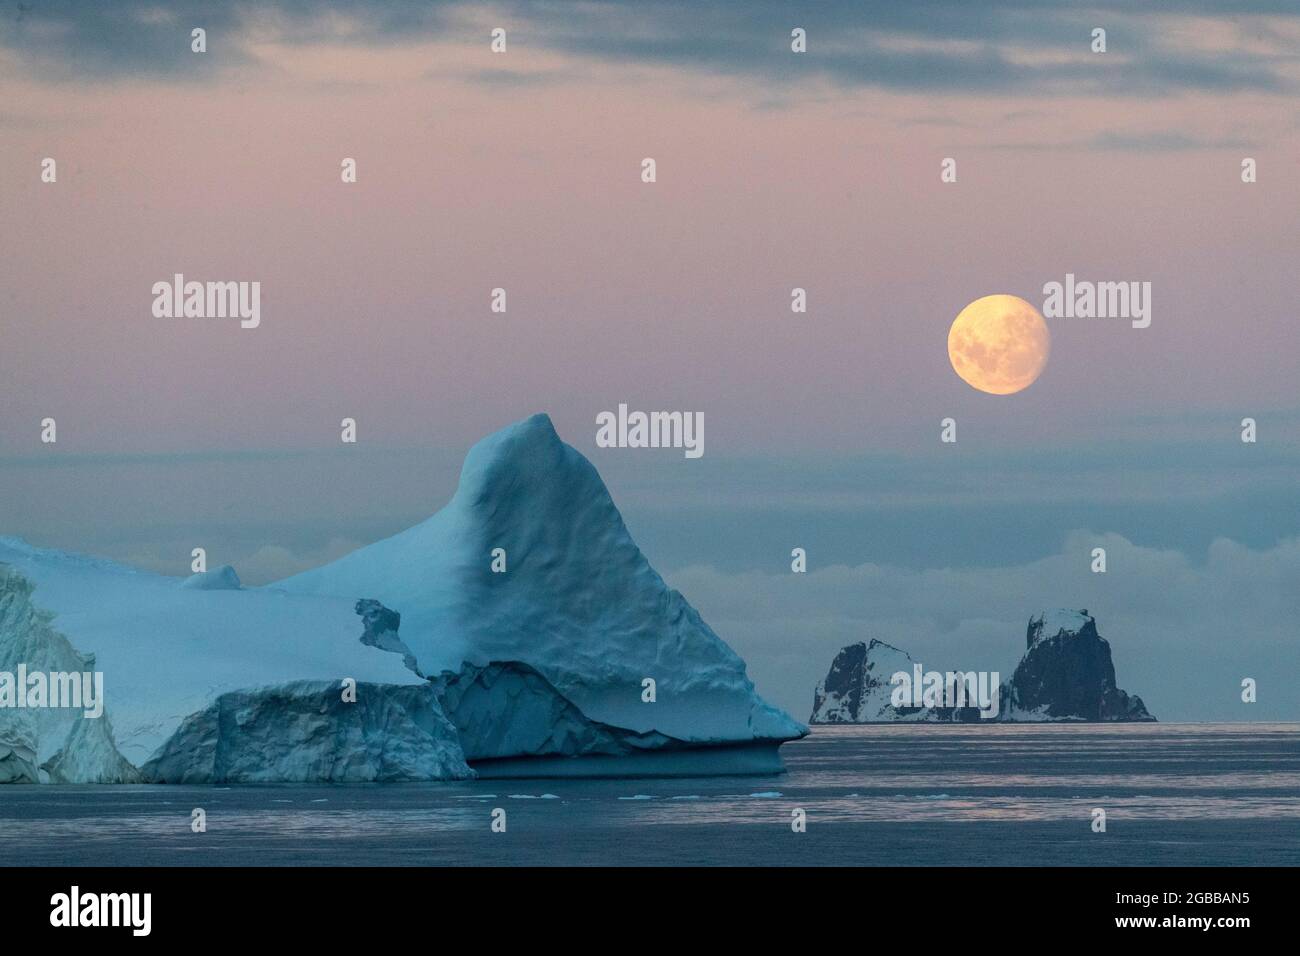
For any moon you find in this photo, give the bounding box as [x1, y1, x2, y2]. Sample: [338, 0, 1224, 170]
[947, 294, 1050, 395]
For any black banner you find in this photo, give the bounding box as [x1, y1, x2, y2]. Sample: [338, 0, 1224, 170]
[0, 866, 1282, 941]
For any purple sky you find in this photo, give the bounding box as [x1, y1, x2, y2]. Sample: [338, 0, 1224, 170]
[1, 3, 1297, 719]
[1, 3, 1297, 456]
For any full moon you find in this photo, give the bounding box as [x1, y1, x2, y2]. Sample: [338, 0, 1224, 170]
[947, 294, 1051, 395]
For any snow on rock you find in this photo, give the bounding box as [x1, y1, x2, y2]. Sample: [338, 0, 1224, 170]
[0, 542, 424, 778]
[1027, 608, 1092, 647]
[1003, 610, 1154, 721]
[180, 564, 242, 590]
[810, 639, 972, 723]
[810, 611, 1155, 723]
[141, 681, 472, 784]
[276, 413, 806, 763]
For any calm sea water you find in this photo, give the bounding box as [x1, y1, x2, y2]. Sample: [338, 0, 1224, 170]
[2, 723, 1297, 866]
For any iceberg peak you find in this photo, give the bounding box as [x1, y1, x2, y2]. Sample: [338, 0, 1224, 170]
[180, 564, 242, 590]
[275, 413, 806, 758]
[455, 413, 569, 506]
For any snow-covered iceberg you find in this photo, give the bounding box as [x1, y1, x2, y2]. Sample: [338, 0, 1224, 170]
[0, 708, 39, 783]
[276, 413, 807, 773]
[0, 546, 428, 781]
[0, 564, 139, 782]
[179, 564, 242, 590]
[0, 413, 804, 781]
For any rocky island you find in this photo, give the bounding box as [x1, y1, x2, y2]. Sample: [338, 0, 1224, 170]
[810, 609, 1154, 723]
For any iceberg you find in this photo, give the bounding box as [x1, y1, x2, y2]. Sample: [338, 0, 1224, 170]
[142, 681, 472, 783]
[0, 413, 804, 781]
[0, 709, 39, 784]
[0, 541, 432, 780]
[179, 564, 242, 590]
[0, 564, 139, 782]
[277, 413, 807, 773]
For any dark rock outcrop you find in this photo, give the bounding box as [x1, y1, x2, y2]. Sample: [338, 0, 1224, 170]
[355, 598, 420, 676]
[809, 609, 1154, 723]
[811, 641, 870, 723]
[810, 638, 987, 723]
[1002, 610, 1153, 721]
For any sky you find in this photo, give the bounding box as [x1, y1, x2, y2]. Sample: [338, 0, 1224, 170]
[1, 1, 1297, 720]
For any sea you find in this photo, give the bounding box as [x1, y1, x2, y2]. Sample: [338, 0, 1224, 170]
[2, 723, 1297, 866]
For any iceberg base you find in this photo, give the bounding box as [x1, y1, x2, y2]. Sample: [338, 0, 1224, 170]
[469, 741, 789, 779]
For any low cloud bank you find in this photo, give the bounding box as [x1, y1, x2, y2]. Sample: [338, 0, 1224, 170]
[668, 531, 1300, 722]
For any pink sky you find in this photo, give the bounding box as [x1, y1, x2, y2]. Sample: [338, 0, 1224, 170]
[2, 15, 1298, 457]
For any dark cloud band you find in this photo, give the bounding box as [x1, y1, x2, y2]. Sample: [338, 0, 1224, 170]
[2, 0, 1296, 95]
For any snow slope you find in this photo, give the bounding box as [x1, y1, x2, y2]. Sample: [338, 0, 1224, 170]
[0, 540, 423, 771]
[276, 413, 806, 751]
[180, 564, 242, 590]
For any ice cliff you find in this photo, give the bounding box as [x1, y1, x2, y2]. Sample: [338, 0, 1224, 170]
[0, 564, 139, 782]
[143, 681, 471, 783]
[0, 413, 804, 782]
[810, 610, 1154, 723]
[0, 543, 442, 782]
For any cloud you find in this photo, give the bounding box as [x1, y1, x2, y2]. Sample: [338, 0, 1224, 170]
[423, 66, 585, 89]
[2, 0, 1297, 97]
[666, 531, 1300, 723]
[0, 0, 455, 81]
[986, 130, 1260, 151]
[1085, 131, 1257, 151]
